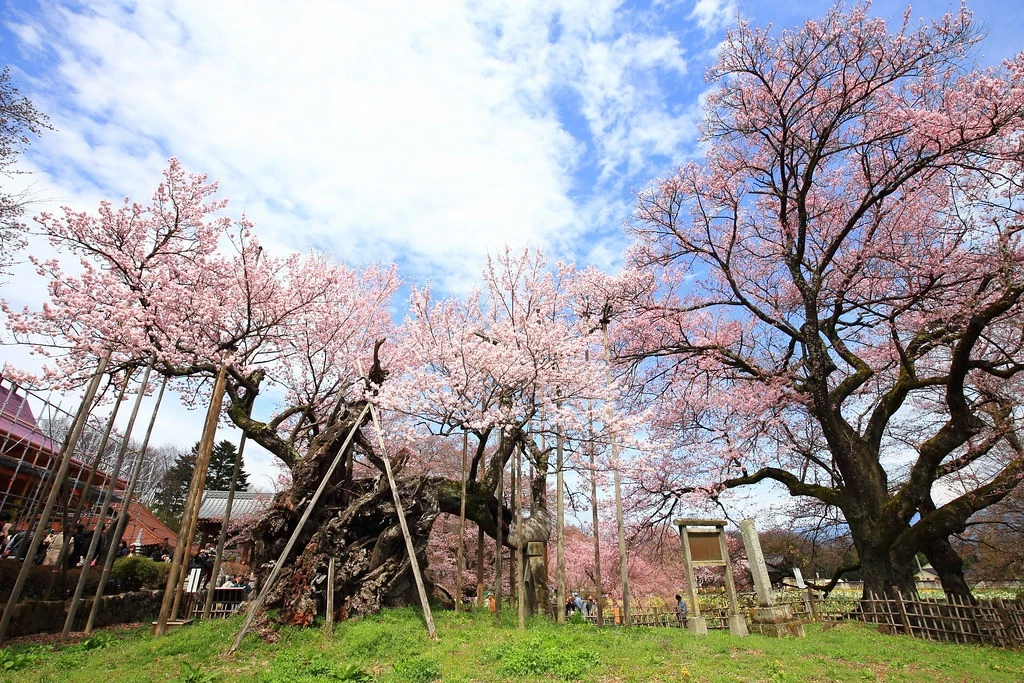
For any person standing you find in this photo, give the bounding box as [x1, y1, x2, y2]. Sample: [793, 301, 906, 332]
[675, 594, 688, 626]
[43, 529, 64, 565]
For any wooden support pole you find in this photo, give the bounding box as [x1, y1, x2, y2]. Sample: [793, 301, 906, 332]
[369, 404, 437, 639]
[455, 430, 468, 613]
[516, 440, 525, 630]
[86, 375, 168, 632]
[203, 419, 251, 618]
[229, 404, 368, 654]
[0, 356, 108, 643]
[156, 366, 227, 634]
[588, 432, 603, 626]
[614, 469, 630, 627]
[509, 440, 517, 602]
[602, 322, 630, 627]
[0, 354, 108, 643]
[494, 429, 504, 624]
[45, 369, 133, 600]
[555, 410, 565, 624]
[325, 557, 336, 638]
[62, 362, 154, 641]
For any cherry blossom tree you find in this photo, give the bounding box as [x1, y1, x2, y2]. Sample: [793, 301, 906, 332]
[623, 3, 1024, 599]
[4, 159, 429, 625]
[0, 67, 51, 277]
[381, 248, 629, 614]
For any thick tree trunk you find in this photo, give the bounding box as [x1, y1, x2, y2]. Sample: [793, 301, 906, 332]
[922, 537, 974, 602]
[847, 516, 917, 599]
[249, 474, 507, 626]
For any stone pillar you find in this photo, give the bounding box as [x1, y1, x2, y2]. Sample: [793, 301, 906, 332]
[738, 520, 804, 638]
[739, 519, 773, 607]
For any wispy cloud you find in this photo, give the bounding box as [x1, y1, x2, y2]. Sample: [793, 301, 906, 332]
[3, 0, 711, 291]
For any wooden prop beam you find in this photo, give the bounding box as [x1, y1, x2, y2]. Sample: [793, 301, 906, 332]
[86, 376, 168, 632]
[369, 404, 437, 639]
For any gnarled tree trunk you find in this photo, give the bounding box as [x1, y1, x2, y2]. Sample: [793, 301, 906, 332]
[250, 470, 508, 626]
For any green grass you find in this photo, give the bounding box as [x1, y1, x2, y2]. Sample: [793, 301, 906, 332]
[2, 608, 1023, 682]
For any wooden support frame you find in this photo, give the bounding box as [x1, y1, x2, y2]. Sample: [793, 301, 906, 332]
[674, 518, 747, 636]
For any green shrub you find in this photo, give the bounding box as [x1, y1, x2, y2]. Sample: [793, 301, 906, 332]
[174, 661, 217, 683]
[491, 636, 599, 681]
[111, 555, 161, 591]
[0, 646, 48, 673]
[392, 656, 441, 683]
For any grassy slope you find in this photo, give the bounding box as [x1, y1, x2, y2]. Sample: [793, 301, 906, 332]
[3, 607, 1024, 682]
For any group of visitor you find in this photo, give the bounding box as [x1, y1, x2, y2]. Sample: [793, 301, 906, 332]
[561, 591, 690, 625]
[564, 592, 597, 617]
[0, 522, 119, 567]
[219, 573, 252, 595]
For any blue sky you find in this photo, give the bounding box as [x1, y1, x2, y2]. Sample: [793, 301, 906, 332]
[1, 0, 1021, 290]
[1, 0, 1022, 492]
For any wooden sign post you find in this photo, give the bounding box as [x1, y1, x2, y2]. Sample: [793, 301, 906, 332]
[674, 518, 748, 637]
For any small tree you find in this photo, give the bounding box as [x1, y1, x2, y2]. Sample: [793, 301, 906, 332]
[150, 440, 247, 531]
[150, 449, 195, 532]
[205, 439, 248, 492]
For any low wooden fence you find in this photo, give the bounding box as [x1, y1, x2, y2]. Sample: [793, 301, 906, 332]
[854, 591, 1024, 648]
[184, 587, 248, 619]
[576, 590, 1024, 647]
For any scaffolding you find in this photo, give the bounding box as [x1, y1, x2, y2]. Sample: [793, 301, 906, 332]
[0, 376, 130, 531]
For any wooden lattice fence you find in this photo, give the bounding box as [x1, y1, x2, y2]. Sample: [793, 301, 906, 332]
[570, 590, 1024, 647]
[853, 591, 1024, 648]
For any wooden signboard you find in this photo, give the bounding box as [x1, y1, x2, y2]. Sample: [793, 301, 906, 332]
[688, 531, 723, 564]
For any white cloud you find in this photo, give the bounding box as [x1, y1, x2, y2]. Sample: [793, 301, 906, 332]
[689, 0, 737, 33]
[1, 0, 715, 484]
[6, 0, 707, 280]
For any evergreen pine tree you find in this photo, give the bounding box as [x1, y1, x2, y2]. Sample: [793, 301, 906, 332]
[150, 439, 248, 531]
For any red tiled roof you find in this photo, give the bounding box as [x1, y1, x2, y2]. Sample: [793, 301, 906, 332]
[120, 500, 177, 548]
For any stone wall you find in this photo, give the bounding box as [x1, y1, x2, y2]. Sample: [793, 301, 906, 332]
[5, 590, 162, 638]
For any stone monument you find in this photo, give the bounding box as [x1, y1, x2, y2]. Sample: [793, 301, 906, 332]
[738, 518, 805, 638]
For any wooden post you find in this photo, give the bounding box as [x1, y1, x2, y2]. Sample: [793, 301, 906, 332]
[476, 524, 485, 607]
[806, 586, 818, 621]
[62, 362, 154, 641]
[325, 557, 335, 638]
[203, 418, 251, 618]
[86, 376, 168, 632]
[613, 469, 630, 627]
[172, 368, 229, 621]
[679, 526, 699, 619]
[588, 427, 603, 626]
[509, 444, 516, 603]
[0, 354, 108, 643]
[895, 589, 913, 636]
[156, 366, 228, 635]
[476, 436, 485, 608]
[602, 322, 630, 627]
[494, 428, 504, 624]
[44, 369, 133, 600]
[555, 411, 565, 624]
[455, 430, 468, 613]
[230, 404, 368, 653]
[516, 441, 526, 630]
[368, 404, 437, 639]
